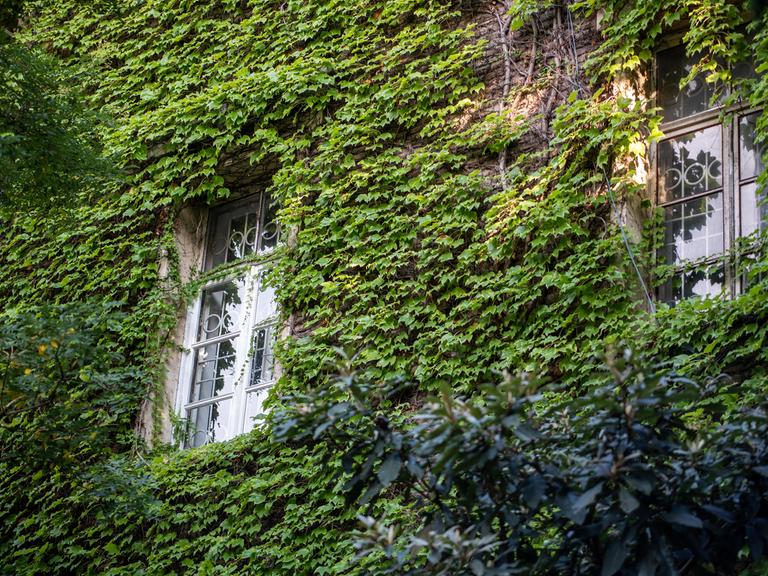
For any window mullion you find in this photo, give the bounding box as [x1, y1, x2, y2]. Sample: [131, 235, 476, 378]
[659, 112, 724, 139]
[190, 330, 242, 349]
[723, 117, 734, 295]
[174, 294, 203, 446]
[184, 393, 235, 411]
[229, 267, 258, 438]
[659, 187, 724, 208]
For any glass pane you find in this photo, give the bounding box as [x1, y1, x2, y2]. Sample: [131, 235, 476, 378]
[739, 112, 765, 182]
[190, 338, 238, 402]
[740, 182, 768, 237]
[186, 400, 232, 448]
[225, 212, 259, 263]
[658, 126, 722, 202]
[662, 266, 724, 302]
[197, 280, 245, 340]
[658, 45, 718, 122]
[739, 253, 763, 292]
[259, 193, 280, 252]
[254, 267, 278, 325]
[733, 58, 757, 81]
[249, 326, 275, 387]
[205, 197, 261, 270]
[663, 193, 723, 264]
[243, 387, 271, 433]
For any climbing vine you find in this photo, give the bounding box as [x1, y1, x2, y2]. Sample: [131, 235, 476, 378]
[1, 0, 767, 573]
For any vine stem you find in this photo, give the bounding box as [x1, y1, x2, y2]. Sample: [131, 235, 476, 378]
[511, 15, 538, 111]
[0, 348, 11, 418]
[494, 4, 539, 191]
[542, 7, 565, 136]
[493, 3, 512, 190]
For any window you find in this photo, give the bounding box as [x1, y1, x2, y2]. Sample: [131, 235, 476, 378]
[656, 43, 765, 302]
[176, 194, 280, 448]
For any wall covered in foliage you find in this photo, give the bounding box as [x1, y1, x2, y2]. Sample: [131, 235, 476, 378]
[1, 0, 767, 573]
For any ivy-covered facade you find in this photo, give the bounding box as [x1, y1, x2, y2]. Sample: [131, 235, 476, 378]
[1, 0, 767, 573]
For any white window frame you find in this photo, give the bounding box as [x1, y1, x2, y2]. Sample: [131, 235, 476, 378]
[174, 194, 279, 448]
[653, 38, 764, 302]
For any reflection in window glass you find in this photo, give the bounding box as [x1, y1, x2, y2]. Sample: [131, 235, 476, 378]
[186, 400, 232, 448]
[243, 388, 270, 433]
[740, 182, 767, 237]
[206, 197, 261, 270]
[197, 280, 245, 340]
[663, 193, 724, 263]
[738, 113, 767, 239]
[664, 266, 724, 301]
[225, 211, 260, 263]
[658, 45, 719, 122]
[658, 126, 722, 202]
[249, 327, 273, 387]
[205, 194, 280, 270]
[733, 60, 754, 80]
[190, 338, 238, 402]
[740, 113, 765, 182]
[260, 195, 280, 252]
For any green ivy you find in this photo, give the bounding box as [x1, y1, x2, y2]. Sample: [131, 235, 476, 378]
[1, 0, 768, 573]
[0, 430, 399, 575]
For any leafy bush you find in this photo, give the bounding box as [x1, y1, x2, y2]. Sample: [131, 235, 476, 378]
[273, 350, 768, 575]
[0, 302, 145, 467]
[0, 36, 111, 213]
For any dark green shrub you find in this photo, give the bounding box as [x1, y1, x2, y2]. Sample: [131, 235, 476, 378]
[273, 350, 768, 575]
[0, 302, 144, 467]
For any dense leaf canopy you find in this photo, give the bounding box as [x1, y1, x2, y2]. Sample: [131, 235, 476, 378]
[0, 0, 767, 574]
